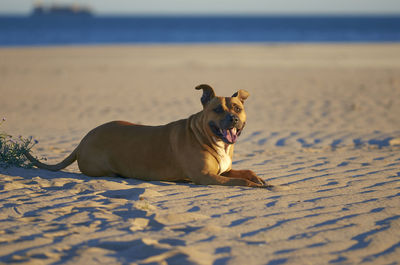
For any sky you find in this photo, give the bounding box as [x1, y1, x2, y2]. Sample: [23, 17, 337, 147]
[1, 0, 400, 15]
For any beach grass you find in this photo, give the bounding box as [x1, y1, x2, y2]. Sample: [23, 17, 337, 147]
[0, 118, 38, 168]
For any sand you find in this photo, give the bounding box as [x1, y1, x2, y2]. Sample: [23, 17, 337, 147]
[0, 44, 400, 264]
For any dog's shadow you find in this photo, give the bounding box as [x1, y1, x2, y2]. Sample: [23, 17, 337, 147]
[0, 166, 193, 190]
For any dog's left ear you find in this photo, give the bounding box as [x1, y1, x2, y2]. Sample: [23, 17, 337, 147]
[196, 84, 216, 107]
[232, 89, 249, 103]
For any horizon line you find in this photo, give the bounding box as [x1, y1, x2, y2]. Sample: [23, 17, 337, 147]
[1, 12, 400, 17]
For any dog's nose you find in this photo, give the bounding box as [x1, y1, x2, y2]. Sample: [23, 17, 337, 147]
[230, 114, 239, 125]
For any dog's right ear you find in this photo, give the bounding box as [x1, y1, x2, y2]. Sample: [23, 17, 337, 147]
[195, 84, 215, 107]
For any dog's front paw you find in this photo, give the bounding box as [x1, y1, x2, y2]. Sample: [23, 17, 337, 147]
[242, 170, 266, 185]
[221, 169, 267, 187]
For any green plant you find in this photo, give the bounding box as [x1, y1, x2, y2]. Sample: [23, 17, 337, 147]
[0, 118, 38, 168]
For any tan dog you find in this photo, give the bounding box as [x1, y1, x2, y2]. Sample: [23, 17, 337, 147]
[25, 84, 270, 188]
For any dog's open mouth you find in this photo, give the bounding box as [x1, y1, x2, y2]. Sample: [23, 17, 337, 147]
[209, 121, 243, 144]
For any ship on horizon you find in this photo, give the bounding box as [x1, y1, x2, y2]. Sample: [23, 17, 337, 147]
[31, 1, 93, 17]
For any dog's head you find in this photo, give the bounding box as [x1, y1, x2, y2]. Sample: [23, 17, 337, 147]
[196, 84, 249, 145]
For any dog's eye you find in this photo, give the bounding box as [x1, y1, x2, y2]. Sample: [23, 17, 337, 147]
[213, 105, 224, 114]
[234, 106, 242, 113]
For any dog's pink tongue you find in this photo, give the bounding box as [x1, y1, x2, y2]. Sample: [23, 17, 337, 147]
[223, 128, 238, 143]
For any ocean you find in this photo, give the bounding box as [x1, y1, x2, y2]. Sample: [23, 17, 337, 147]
[0, 15, 400, 46]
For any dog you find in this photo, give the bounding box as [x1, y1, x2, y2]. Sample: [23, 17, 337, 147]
[25, 84, 270, 188]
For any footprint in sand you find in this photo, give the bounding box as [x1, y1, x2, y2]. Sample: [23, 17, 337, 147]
[129, 218, 150, 231]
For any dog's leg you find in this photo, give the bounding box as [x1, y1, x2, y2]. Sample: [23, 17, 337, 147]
[190, 173, 265, 187]
[222, 170, 267, 186]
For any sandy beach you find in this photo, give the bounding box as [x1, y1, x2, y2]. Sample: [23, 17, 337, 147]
[1, 44, 400, 264]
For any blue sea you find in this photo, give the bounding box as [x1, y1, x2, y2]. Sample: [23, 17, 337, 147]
[1, 15, 400, 46]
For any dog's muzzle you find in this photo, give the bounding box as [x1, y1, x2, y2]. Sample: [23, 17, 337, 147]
[209, 115, 244, 144]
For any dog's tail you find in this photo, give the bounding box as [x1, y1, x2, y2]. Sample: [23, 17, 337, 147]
[24, 148, 78, 172]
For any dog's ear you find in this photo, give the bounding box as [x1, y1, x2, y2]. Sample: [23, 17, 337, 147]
[196, 84, 215, 107]
[232, 89, 249, 103]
